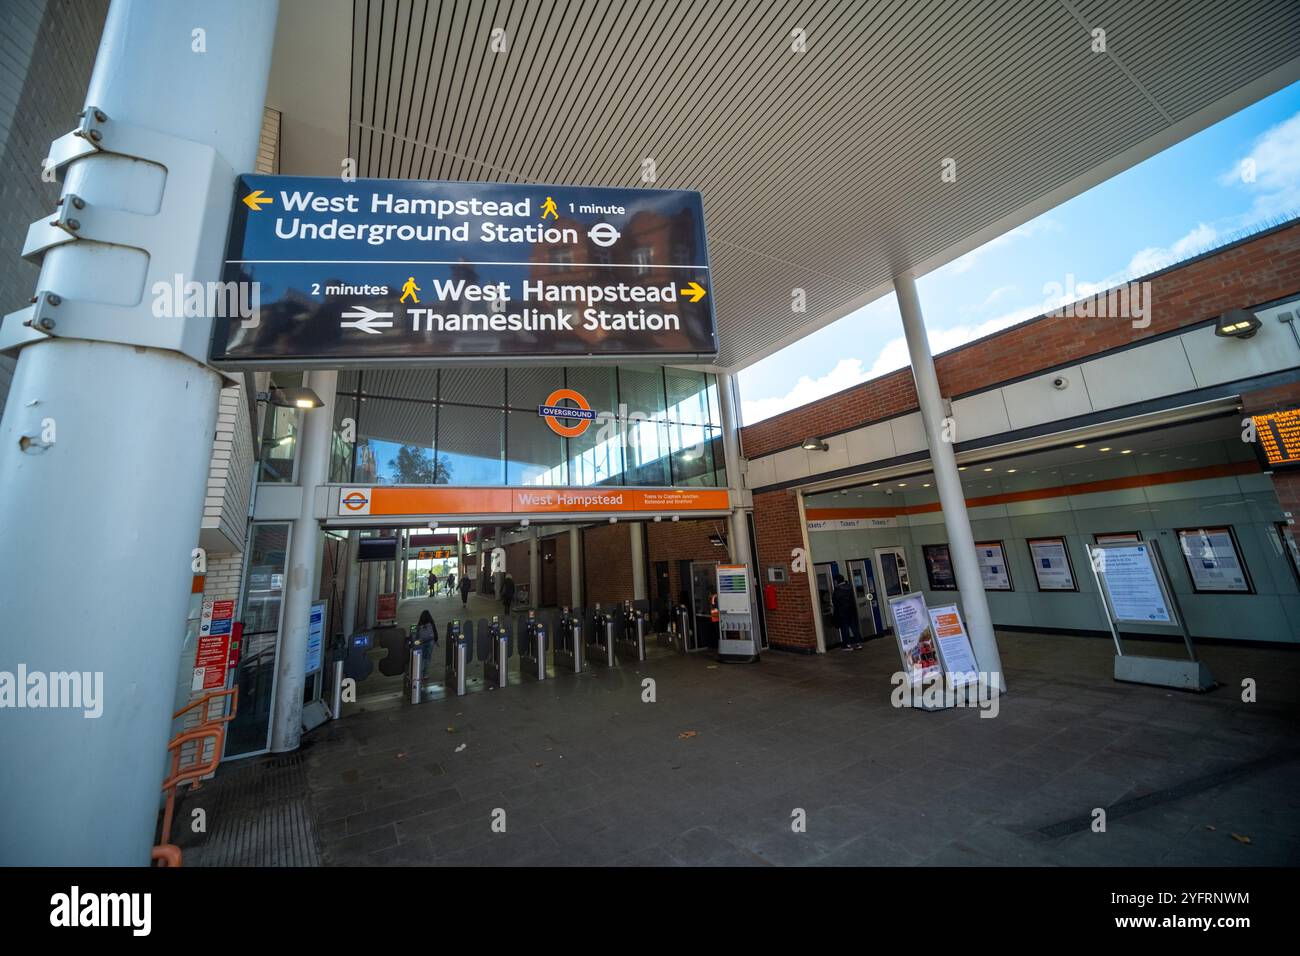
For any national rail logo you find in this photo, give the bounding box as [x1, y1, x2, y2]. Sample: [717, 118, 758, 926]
[537, 388, 596, 437]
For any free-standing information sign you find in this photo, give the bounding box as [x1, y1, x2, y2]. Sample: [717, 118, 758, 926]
[927, 604, 980, 687]
[1086, 540, 1213, 691]
[209, 176, 717, 366]
[887, 591, 941, 687]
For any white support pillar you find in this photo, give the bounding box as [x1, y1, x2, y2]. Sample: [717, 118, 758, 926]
[365, 561, 378, 625]
[270, 370, 336, 752]
[399, 529, 408, 599]
[342, 531, 361, 636]
[715, 372, 753, 568]
[0, 0, 278, 865]
[893, 271, 1006, 691]
[569, 526, 583, 608]
[528, 526, 541, 608]
[629, 521, 648, 601]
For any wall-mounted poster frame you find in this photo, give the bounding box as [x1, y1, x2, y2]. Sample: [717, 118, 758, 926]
[1094, 531, 1141, 545]
[921, 543, 958, 591]
[974, 540, 1013, 591]
[1026, 536, 1079, 592]
[1175, 526, 1254, 595]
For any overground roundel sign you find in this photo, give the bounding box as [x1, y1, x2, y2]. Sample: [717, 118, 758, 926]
[342, 489, 370, 512]
[538, 388, 595, 437]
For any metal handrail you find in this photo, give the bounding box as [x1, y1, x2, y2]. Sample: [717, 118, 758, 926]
[157, 724, 226, 851]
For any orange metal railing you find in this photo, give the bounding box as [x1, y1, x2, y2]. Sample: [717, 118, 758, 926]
[153, 687, 239, 866]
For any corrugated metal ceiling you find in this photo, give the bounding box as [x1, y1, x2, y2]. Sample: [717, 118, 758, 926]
[342, 0, 1300, 370]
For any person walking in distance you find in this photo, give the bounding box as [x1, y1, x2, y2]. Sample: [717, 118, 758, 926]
[427, 569, 437, 597]
[460, 572, 472, 608]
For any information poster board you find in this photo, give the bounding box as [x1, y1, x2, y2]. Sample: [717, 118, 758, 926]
[1088, 543, 1174, 624]
[377, 592, 398, 623]
[1176, 527, 1252, 594]
[1027, 536, 1077, 591]
[887, 591, 941, 686]
[305, 600, 327, 674]
[192, 599, 235, 691]
[975, 541, 1013, 591]
[922, 544, 957, 591]
[1094, 531, 1141, 545]
[927, 604, 980, 687]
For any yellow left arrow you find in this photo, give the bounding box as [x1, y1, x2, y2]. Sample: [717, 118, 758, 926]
[243, 189, 272, 211]
[682, 280, 707, 303]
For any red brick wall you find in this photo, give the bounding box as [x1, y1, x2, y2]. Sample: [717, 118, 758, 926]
[646, 519, 728, 606]
[582, 521, 634, 607]
[752, 489, 817, 651]
[741, 221, 1300, 460]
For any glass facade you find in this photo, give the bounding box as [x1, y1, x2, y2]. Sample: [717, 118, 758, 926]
[331, 366, 726, 488]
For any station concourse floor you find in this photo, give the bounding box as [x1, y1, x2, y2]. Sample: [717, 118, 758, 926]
[175, 625, 1300, 867]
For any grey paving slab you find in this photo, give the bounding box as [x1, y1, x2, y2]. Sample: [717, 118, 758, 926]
[181, 627, 1300, 866]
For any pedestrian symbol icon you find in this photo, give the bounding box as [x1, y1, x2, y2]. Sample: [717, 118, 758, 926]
[540, 196, 559, 220]
[400, 276, 420, 303]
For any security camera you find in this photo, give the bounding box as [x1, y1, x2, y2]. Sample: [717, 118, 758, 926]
[1052, 375, 1069, 390]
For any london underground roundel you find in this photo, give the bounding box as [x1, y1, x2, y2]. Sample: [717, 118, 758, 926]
[342, 489, 370, 512]
[537, 389, 595, 437]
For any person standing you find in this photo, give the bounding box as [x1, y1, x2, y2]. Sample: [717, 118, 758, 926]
[446, 571, 456, 595]
[459, 573, 472, 607]
[500, 573, 516, 618]
[427, 570, 437, 597]
[831, 574, 862, 649]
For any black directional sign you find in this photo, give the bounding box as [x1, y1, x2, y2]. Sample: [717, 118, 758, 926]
[208, 175, 717, 366]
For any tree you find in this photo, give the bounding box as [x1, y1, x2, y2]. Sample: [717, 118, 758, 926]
[388, 444, 451, 484]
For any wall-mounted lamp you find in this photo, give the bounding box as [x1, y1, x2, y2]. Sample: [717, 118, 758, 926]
[802, 438, 829, 451]
[520, 518, 530, 528]
[259, 386, 324, 409]
[1214, 308, 1261, 339]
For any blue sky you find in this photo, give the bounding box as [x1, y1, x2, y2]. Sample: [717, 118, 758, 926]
[737, 80, 1300, 424]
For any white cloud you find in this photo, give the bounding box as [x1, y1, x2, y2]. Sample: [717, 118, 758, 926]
[1220, 110, 1300, 222]
[1126, 222, 1217, 276]
[944, 218, 1061, 275]
[864, 299, 1051, 379]
[741, 357, 873, 424]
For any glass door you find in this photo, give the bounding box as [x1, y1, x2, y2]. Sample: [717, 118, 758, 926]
[873, 547, 912, 629]
[226, 522, 291, 758]
[688, 560, 719, 650]
[846, 558, 881, 637]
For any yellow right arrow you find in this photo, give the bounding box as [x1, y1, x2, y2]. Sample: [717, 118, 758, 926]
[682, 280, 707, 303]
[243, 189, 272, 211]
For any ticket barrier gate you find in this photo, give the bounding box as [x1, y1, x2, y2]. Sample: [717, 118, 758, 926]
[586, 604, 618, 668]
[618, 601, 647, 663]
[482, 616, 509, 689]
[520, 610, 548, 681]
[405, 633, 426, 705]
[668, 603, 691, 654]
[554, 607, 583, 674]
[444, 619, 469, 696]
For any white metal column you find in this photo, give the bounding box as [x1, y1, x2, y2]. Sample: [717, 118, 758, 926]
[528, 526, 541, 608]
[342, 530, 360, 636]
[270, 369, 336, 752]
[629, 521, 648, 601]
[893, 271, 1006, 691]
[569, 526, 583, 608]
[715, 372, 753, 567]
[0, 0, 278, 865]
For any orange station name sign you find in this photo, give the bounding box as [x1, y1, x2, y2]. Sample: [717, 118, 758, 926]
[339, 486, 729, 517]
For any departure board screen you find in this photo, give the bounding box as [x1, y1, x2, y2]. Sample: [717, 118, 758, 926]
[1253, 409, 1300, 470]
